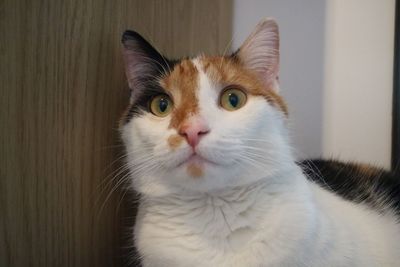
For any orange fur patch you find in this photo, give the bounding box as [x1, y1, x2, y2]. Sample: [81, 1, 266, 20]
[160, 60, 199, 130]
[187, 163, 204, 177]
[167, 134, 184, 150]
[200, 56, 288, 116]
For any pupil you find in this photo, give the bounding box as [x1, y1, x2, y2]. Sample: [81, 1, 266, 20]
[159, 98, 168, 112]
[229, 93, 239, 107]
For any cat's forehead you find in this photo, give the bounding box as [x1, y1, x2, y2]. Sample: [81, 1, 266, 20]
[159, 56, 288, 123]
[160, 59, 200, 129]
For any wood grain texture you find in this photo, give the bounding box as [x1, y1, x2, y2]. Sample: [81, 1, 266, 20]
[0, 0, 232, 266]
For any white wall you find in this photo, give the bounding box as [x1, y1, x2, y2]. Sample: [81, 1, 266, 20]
[233, 0, 395, 168]
[322, 0, 395, 169]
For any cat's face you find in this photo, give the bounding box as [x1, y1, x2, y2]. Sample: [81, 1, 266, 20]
[120, 19, 293, 196]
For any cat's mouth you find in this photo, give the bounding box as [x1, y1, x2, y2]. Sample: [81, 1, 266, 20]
[176, 152, 217, 168]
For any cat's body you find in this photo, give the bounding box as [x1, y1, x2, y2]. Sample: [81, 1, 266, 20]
[135, 168, 400, 267]
[120, 19, 400, 266]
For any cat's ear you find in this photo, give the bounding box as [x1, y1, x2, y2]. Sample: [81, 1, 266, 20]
[234, 18, 279, 89]
[121, 30, 170, 91]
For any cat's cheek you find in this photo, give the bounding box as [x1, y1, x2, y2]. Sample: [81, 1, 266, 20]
[167, 134, 185, 150]
[143, 120, 171, 140]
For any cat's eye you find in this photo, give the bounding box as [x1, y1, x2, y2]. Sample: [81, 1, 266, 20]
[149, 94, 173, 117]
[220, 88, 247, 111]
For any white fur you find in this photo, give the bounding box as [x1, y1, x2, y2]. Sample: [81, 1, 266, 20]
[120, 59, 400, 266]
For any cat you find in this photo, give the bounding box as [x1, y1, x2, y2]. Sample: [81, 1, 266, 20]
[119, 18, 400, 267]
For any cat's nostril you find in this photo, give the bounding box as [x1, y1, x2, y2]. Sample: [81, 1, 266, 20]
[198, 129, 210, 136]
[178, 129, 187, 137]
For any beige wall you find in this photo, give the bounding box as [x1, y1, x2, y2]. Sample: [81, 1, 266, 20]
[233, 0, 395, 168]
[322, 0, 395, 169]
[233, 0, 326, 159]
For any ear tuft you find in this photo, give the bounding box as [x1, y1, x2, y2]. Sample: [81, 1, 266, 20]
[235, 18, 280, 88]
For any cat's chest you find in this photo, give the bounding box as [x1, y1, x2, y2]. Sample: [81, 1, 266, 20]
[134, 193, 272, 265]
[133, 183, 317, 267]
[138, 194, 261, 240]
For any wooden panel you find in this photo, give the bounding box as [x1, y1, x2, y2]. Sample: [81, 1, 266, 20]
[0, 0, 232, 266]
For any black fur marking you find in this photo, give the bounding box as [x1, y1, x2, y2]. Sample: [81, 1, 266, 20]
[300, 159, 400, 216]
[121, 30, 180, 124]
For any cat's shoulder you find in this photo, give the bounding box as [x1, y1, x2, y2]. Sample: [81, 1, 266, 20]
[299, 159, 400, 215]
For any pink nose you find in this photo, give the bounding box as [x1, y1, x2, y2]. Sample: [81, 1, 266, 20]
[178, 118, 210, 148]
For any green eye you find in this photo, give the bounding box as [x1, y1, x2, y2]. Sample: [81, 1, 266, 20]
[150, 94, 173, 117]
[220, 88, 247, 111]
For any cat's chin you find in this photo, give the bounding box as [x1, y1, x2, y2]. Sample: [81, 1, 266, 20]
[168, 165, 264, 193]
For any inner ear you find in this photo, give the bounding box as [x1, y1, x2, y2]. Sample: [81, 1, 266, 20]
[121, 31, 174, 96]
[233, 18, 280, 88]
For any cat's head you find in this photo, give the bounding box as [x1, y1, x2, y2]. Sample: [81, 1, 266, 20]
[120, 19, 293, 196]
